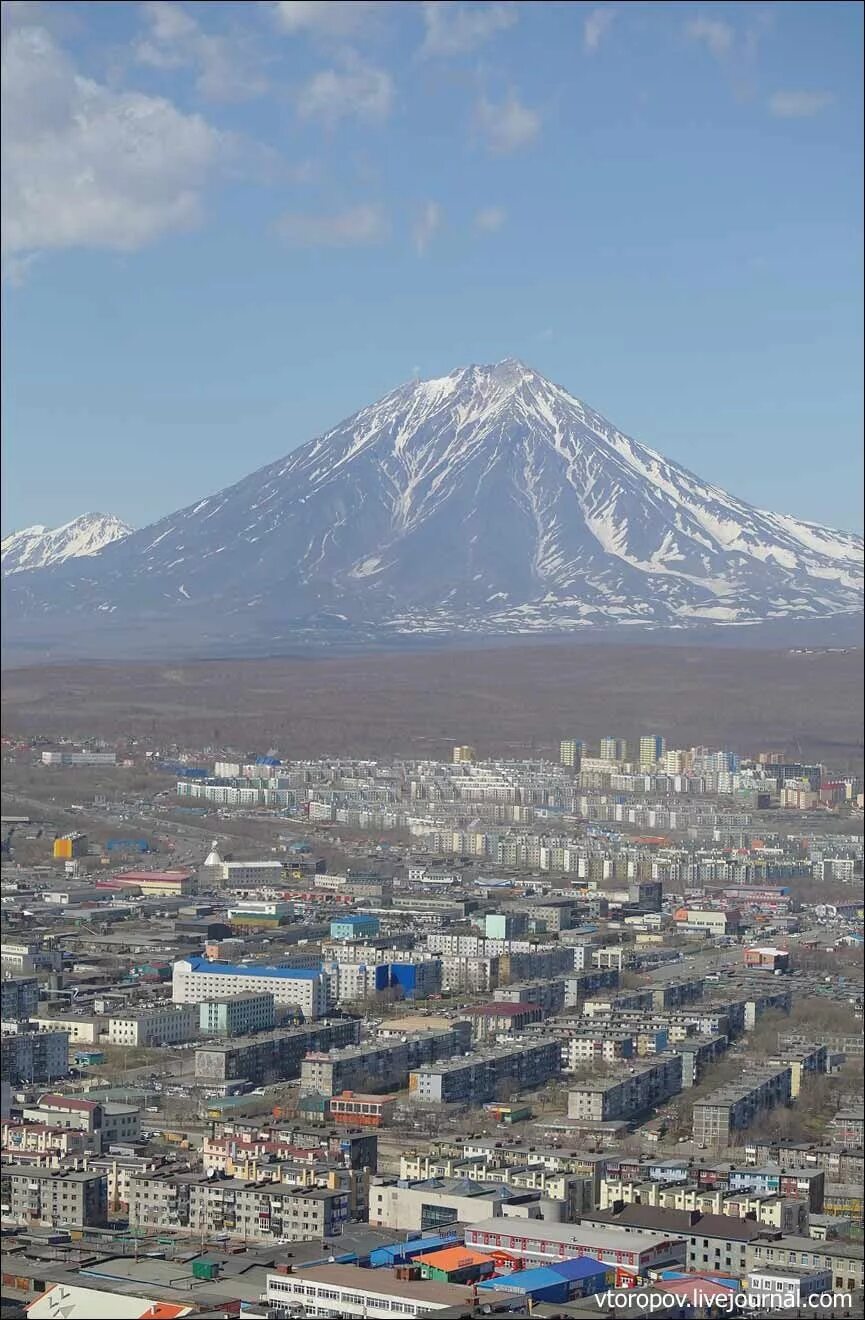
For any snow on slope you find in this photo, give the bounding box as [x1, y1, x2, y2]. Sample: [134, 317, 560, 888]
[1, 514, 132, 575]
[2, 362, 862, 648]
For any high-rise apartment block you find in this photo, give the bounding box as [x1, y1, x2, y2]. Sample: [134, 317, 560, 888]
[639, 735, 666, 766]
[599, 738, 627, 763]
[559, 739, 583, 769]
[452, 745, 476, 764]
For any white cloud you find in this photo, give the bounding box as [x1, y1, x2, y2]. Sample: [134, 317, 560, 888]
[273, 1, 381, 39]
[685, 15, 734, 60]
[412, 200, 443, 254]
[1, 21, 227, 258]
[135, 1, 269, 101]
[474, 205, 506, 232]
[420, 2, 516, 57]
[297, 57, 394, 125]
[476, 92, 541, 154]
[275, 202, 389, 246]
[768, 90, 834, 119]
[583, 6, 616, 53]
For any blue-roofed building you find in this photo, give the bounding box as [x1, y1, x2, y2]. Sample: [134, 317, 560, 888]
[479, 1257, 610, 1303]
[549, 1256, 613, 1297]
[368, 1233, 463, 1268]
[478, 1266, 571, 1305]
[172, 955, 329, 1018]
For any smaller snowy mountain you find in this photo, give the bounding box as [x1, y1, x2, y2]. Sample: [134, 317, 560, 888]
[1, 513, 132, 575]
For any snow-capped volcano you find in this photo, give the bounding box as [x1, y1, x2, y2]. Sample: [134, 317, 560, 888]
[2, 513, 132, 575]
[3, 361, 862, 654]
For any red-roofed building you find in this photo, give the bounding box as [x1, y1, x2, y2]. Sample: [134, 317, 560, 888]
[465, 1002, 544, 1041]
[98, 870, 194, 897]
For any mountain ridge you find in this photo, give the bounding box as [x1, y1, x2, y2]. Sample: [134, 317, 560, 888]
[2, 361, 861, 658]
[1, 513, 132, 576]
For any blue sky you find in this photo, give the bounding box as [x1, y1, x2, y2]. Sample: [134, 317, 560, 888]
[2, 0, 862, 535]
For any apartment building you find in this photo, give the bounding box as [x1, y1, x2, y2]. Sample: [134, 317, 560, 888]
[408, 1039, 561, 1105]
[599, 1179, 808, 1235]
[172, 956, 329, 1018]
[766, 1043, 828, 1098]
[194, 1018, 360, 1088]
[300, 1025, 470, 1098]
[3, 1166, 107, 1228]
[1, 1029, 68, 1083]
[728, 1165, 825, 1213]
[1, 976, 39, 1022]
[127, 1169, 349, 1240]
[561, 1030, 636, 1070]
[562, 968, 620, 1008]
[106, 1003, 199, 1048]
[692, 1065, 793, 1148]
[493, 978, 566, 1016]
[678, 1034, 729, 1087]
[198, 992, 276, 1036]
[567, 1054, 683, 1123]
[742, 1142, 864, 1187]
[2, 1122, 89, 1160]
[828, 1106, 864, 1147]
[440, 955, 500, 994]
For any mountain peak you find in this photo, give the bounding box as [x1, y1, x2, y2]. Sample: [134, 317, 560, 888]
[3, 368, 861, 657]
[1, 512, 132, 575]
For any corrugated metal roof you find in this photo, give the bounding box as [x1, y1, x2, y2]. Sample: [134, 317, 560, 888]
[184, 956, 321, 980]
[549, 1256, 608, 1280]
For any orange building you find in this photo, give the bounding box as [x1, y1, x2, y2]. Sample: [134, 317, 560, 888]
[329, 1091, 396, 1128]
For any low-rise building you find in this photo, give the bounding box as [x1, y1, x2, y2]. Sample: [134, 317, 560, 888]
[582, 1204, 768, 1278]
[465, 1217, 687, 1279]
[106, 1003, 199, 1048]
[746, 1235, 864, 1294]
[198, 992, 276, 1036]
[265, 1263, 504, 1318]
[368, 1175, 520, 1232]
[329, 1091, 396, 1128]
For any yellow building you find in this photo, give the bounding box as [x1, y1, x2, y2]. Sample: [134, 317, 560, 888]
[452, 745, 476, 764]
[53, 833, 88, 860]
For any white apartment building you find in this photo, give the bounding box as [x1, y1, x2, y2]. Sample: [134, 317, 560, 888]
[106, 1004, 199, 1048]
[172, 957, 329, 1018]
